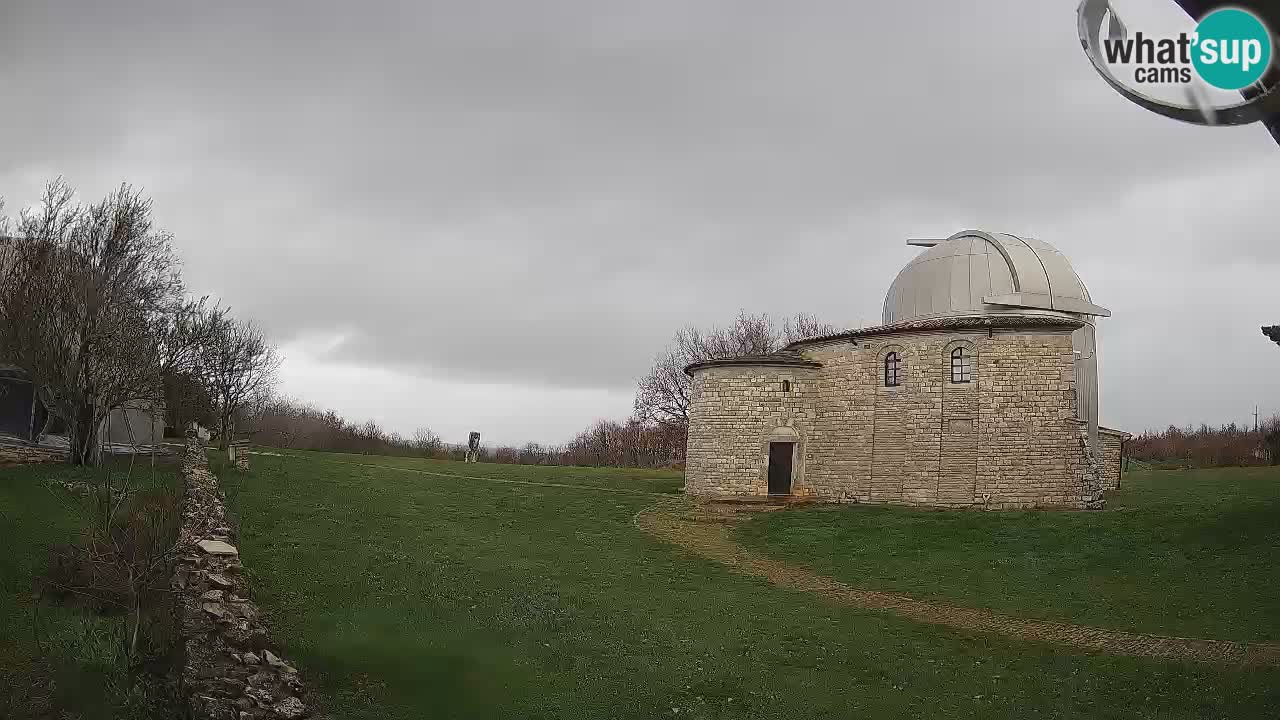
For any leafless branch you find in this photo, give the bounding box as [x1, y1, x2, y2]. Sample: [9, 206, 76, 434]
[633, 311, 838, 425]
[0, 180, 184, 465]
[202, 315, 280, 448]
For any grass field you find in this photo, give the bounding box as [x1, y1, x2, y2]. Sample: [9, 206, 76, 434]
[214, 451, 1280, 719]
[1, 458, 179, 718]
[736, 466, 1280, 644]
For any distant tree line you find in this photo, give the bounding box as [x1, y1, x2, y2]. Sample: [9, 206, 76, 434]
[238, 311, 837, 468]
[515, 311, 837, 468]
[1128, 418, 1280, 468]
[242, 396, 435, 456]
[510, 311, 835, 468]
[241, 395, 688, 467]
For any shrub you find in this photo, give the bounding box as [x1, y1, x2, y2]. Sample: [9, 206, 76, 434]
[1128, 417, 1280, 468]
[40, 480, 180, 665]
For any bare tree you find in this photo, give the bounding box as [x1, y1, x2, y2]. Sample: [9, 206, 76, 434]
[153, 297, 226, 437]
[582, 419, 611, 466]
[632, 341, 696, 425]
[782, 313, 839, 346]
[159, 297, 226, 377]
[202, 315, 280, 449]
[412, 426, 443, 456]
[163, 370, 216, 434]
[634, 311, 838, 425]
[519, 442, 551, 465]
[0, 180, 183, 465]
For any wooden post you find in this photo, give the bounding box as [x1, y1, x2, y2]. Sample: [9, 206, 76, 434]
[26, 379, 36, 443]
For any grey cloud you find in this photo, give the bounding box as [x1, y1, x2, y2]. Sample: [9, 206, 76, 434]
[3, 0, 1279, 434]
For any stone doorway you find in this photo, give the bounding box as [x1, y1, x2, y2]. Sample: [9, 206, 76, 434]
[767, 442, 794, 495]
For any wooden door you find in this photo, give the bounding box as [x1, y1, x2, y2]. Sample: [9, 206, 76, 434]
[767, 442, 794, 495]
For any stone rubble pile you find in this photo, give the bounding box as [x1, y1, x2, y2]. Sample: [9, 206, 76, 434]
[44, 479, 94, 495]
[173, 436, 319, 720]
[0, 445, 69, 466]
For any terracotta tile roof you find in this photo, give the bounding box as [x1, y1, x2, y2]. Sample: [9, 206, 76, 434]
[785, 313, 1085, 349]
[684, 350, 822, 376]
[684, 315, 1085, 376]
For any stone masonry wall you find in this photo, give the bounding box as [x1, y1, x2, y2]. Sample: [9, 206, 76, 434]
[800, 338, 946, 504]
[1099, 428, 1128, 490]
[172, 437, 319, 720]
[975, 332, 1099, 508]
[686, 328, 1103, 509]
[685, 366, 818, 496]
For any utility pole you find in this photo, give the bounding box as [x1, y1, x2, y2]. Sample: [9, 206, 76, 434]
[1255, 405, 1260, 432]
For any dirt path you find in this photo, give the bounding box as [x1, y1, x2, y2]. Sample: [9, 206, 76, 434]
[636, 503, 1280, 667]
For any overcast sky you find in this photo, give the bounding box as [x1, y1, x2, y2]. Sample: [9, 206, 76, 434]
[2, 0, 1278, 446]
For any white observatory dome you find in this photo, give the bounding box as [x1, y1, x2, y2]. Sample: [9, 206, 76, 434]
[882, 230, 1109, 325]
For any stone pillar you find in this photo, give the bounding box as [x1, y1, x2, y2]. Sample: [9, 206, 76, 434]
[228, 441, 251, 471]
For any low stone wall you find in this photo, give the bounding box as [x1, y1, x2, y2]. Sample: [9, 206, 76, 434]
[171, 438, 318, 720]
[1099, 427, 1130, 491]
[0, 445, 68, 466]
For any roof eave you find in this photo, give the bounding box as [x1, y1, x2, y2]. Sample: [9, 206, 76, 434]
[684, 357, 823, 377]
[785, 313, 1086, 350]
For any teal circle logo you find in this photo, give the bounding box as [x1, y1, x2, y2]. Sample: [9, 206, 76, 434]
[1191, 8, 1272, 91]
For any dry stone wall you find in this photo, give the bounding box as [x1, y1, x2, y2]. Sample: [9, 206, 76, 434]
[686, 328, 1104, 509]
[172, 437, 319, 720]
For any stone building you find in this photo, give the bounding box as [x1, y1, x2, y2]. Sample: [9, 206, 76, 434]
[684, 230, 1129, 509]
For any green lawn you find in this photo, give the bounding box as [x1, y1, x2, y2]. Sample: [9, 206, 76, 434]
[0, 457, 179, 719]
[219, 451, 1280, 719]
[736, 467, 1280, 644]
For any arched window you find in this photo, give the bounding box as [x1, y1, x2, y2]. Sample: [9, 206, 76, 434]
[950, 347, 972, 383]
[884, 351, 901, 387]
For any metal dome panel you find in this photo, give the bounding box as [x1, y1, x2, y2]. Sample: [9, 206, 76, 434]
[882, 230, 1109, 324]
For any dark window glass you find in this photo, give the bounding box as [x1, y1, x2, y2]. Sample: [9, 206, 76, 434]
[951, 347, 972, 383]
[782, 380, 791, 393]
[884, 352, 901, 387]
